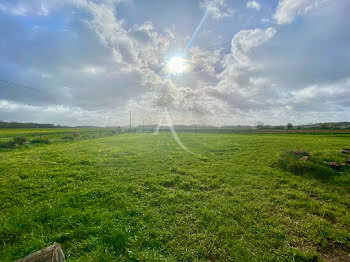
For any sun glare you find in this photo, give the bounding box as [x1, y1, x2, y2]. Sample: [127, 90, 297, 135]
[166, 56, 188, 74]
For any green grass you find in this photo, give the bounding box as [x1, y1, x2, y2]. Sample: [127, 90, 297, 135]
[0, 128, 121, 149]
[0, 131, 349, 261]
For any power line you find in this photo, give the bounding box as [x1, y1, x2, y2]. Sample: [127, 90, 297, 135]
[0, 79, 46, 94]
[0, 79, 57, 102]
[0, 79, 110, 108]
[0, 79, 122, 111]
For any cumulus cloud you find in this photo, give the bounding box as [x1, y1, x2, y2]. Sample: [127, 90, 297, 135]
[200, 27, 280, 117]
[246, 1, 261, 11]
[150, 46, 225, 117]
[274, 0, 328, 24]
[0, 0, 174, 111]
[200, 0, 234, 20]
[204, 0, 350, 125]
[229, 27, 277, 65]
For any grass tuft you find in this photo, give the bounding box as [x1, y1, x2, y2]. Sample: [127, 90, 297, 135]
[12, 136, 28, 145]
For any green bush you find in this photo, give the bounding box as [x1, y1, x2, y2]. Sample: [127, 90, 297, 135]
[0, 141, 13, 149]
[63, 132, 81, 141]
[12, 136, 28, 145]
[72, 131, 81, 139]
[0, 136, 28, 149]
[31, 137, 50, 144]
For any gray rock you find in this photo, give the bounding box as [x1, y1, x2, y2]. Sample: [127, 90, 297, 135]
[15, 243, 65, 262]
[328, 161, 341, 170]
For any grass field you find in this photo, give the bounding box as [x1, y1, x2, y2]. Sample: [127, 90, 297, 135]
[0, 130, 349, 261]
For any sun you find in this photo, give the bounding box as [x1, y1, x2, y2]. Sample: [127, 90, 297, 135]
[166, 56, 188, 74]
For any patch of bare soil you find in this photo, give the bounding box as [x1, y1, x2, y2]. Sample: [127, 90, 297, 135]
[319, 244, 350, 262]
[293, 239, 349, 261]
[309, 192, 320, 200]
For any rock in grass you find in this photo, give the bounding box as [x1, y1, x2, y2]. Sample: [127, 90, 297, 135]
[299, 156, 310, 162]
[341, 149, 350, 154]
[328, 161, 341, 170]
[15, 243, 65, 262]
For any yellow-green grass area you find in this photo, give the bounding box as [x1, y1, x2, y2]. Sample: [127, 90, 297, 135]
[0, 131, 349, 261]
[0, 128, 92, 137]
[0, 128, 118, 138]
[0, 128, 119, 146]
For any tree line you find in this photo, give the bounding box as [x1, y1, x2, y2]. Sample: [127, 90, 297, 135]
[0, 121, 63, 129]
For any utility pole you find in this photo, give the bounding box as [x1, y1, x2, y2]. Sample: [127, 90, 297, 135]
[143, 119, 145, 132]
[129, 110, 132, 129]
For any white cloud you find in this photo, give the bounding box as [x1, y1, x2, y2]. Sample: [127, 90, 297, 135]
[189, 47, 222, 77]
[3, 1, 62, 16]
[201, 0, 235, 20]
[199, 27, 280, 118]
[229, 27, 277, 65]
[0, 99, 128, 126]
[0, 100, 35, 111]
[247, 1, 261, 11]
[290, 78, 350, 111]
[147, 46, 225, 118]
[82, 66, 105, 75]
[148, 26, 283, 123]
[274, 0, 328, 24]
[41, 73, 52, 79]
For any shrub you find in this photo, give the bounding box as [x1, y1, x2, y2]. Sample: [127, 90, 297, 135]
[0, 136, 28, 149]
[62, 131, 81, 141]
[72, 131, 81, 139]
[12, 136, 28, 145]
[31, 137, 50, 144]
[0, 141, 13, 149]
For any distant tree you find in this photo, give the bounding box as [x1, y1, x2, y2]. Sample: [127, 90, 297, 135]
[0, 121, 60, 129]
[320, 123, 328, 129]
[287, 123, 293, 129]
[256, 121, 264, 129]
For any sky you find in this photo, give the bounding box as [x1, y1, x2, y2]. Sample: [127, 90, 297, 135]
[0, 0, 349, 126]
